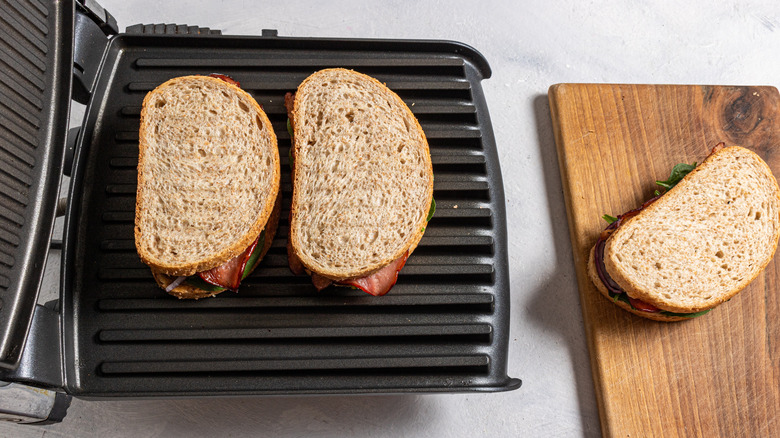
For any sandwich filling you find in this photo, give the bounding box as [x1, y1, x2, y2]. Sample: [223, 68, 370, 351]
[197, 230, 264, 290]
[301, 252, 410, 296]
[166, 230, 266, 293]
[594, 148, 729, 318]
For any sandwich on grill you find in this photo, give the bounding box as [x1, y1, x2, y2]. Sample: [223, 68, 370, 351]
[135, 74, 281, 299]
[285, 68, 434, 296]
[588, 144, 780, 321]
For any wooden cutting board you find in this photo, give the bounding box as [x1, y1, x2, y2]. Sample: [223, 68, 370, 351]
[549, 84, 780, 437]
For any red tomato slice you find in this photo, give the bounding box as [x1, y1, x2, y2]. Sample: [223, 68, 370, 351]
[628, 296, 661, 313]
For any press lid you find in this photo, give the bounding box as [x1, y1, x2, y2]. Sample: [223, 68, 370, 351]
[0, 0, 75, 369]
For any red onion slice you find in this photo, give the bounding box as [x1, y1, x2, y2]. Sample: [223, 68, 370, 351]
[165, 276, 187, 293]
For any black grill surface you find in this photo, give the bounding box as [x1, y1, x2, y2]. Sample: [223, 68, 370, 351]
[0, 0, 71, 369]
[62, 34, 519, 396]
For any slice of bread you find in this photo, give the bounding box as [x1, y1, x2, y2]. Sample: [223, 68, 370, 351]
[135, 75, 280, 276]
[289, 69, 433, 280]
[153, 192, 281, 299]
[603, 146, 780, 314]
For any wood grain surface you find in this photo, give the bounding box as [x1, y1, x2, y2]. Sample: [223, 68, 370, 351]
[548, 84, 780, 437]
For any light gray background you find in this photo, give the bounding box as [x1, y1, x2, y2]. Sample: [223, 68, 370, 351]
[5, 0, 780, 436]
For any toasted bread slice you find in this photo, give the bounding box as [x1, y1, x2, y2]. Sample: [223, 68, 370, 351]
[153, 193, 281, 299]
[289, 69, 433, 280]
[135, 75, 280, 277]
[602, 146, 780, 314]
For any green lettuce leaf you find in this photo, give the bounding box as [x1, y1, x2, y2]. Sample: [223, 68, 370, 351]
[241, 231, 266, 279]
[185, 276, 225, 293]
[602, 161, 697, 223]
[655, 162, 696, 190]
[426, 198, 436, 222]
[659, 309, 711, 318]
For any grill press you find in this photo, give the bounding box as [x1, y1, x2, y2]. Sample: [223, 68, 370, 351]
[0, 0, 520, 423]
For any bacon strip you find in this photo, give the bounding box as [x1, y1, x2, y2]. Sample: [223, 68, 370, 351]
[338, 253, 409, 296]
[208, 73, 240, 87]
[311, 273, 333, 291]
[199, 234, 260, 291]
[284, 92, 295, 125]
[290, 249, 409, 296]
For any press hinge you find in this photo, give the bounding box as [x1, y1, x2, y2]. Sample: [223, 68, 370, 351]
[0, 304, 64, 390]
[76, 0, 119, 35]
[72, 0, 118, 104]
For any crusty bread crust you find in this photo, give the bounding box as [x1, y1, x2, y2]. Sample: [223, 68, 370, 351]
[136, 75, 280, 276]
[587, 246, 688, 322]
[155, 192, 281, 299]
[289, 69, 433, 281]
[603, 146, 780, 313]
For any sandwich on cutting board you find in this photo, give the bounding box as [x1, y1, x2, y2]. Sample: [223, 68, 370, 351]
[589, 144, 780, 321]
[135, 74, 281, 299]
[285, 68, 434, 296]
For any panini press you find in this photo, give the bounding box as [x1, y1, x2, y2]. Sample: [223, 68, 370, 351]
[0, 0, 520, 423]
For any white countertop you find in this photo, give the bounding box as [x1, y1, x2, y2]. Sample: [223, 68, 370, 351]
[5, 1, 780, 436]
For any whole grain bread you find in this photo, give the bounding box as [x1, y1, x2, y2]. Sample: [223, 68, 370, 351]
[289, 69, 433, 280]
[154, 192, 281, 299]
[602, 146, 780, 314]
[135, 75, 280, 276]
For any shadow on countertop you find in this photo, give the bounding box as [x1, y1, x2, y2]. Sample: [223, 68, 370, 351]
[524, 94, 601, 437]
